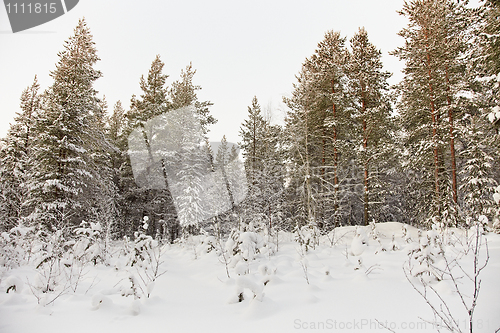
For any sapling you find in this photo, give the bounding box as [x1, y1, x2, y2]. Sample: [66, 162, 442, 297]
[402, 224, 413, 243]
[404, 219, 497, 333]
[122, 217, 166, 298]
[389, 233, 400, 251]
[294, 224, 320, 252]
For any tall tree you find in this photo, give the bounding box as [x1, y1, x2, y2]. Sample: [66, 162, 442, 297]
[347, 27, 393, 225]
[169, 62, 216, 134]
[24, 18, 103, 229]
[284, 31, 350, 228]
[123, 55, 174, 238]
[0, 76, 41, 230]
[392, 0, 470, 227]
[239, 97, 267, 226]
[304, 31, 349, 219]
[168, 107, 208, 235]
[238, 97, 285, 229]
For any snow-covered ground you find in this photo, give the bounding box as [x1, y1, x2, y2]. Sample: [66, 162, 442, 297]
[1, 222, 499, 333]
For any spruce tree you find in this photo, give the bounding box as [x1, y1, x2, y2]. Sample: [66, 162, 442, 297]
[25, 18, 103, 229]
[283, 69, 316, 227]
[0, 76, 41, 230]
[168, 107, 208, 235]
[239, 97, 285, 229]
[238, 97, 267, 226]
[459, 116, 497, 225]
[215, 135, 235, 211]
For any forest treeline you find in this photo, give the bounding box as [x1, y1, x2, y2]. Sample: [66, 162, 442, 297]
[1, 0, 499, 242]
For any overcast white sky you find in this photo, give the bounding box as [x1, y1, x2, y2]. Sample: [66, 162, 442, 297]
[0, 0, 409, 145]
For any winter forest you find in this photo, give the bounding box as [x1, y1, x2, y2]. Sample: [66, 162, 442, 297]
[1, 0, 500, 332]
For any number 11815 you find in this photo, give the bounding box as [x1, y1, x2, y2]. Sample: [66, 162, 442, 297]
[6, 3, 57, 14]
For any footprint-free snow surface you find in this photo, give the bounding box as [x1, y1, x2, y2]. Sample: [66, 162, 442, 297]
[1, 222, 499, 333]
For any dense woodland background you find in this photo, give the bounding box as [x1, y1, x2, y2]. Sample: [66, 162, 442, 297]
[1, 0, 499, 243]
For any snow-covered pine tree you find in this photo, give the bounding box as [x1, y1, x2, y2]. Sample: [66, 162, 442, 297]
[169, 107, 208, 236]
[471, 0, 500, 199]
[392, 0, 471, 227]
[0, 76, 41, 230]
[121, 55, 180, 239]
[459, 115, 497, 226]
[347, 27, 393, 226]
[238, 97, 285, 231]
[215, 135, 236, 212]
[169, 62, 216, 134]
[106, 100, 127, 238]
[283, 69, 316, 229]
[207, 135, 247, 233]
[260, 122, 285, 231]
[239, 97, 268, 227]
[86, 96, 118, 249]
[127, 55, 170, 237]
[284, 31, 351, 228]
[305, 31, 351, 226]
[481, 0, 500, 75]
[24, 19, 103, 229]
[166, 63, 216, 238]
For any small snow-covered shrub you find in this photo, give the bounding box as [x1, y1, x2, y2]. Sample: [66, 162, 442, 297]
[406, 229, 443, 281]
[4, 275, 24, 293]
[369, 221, 380, 241]
[121, 217, 165, 299]
[389, 234, 400, 251]
[402, 224, 413, 243]
[195, 234, 217, 255]
[228, 276, 265, 303]
[0, 223, 34, 268]
[294, 224, 320, 252]
[225, 225, 272, 261]
[73, 221, 105, 265]
[405, 218, 491, 333]
[25, 228, 77, 305]
[350, 227, 368, 256]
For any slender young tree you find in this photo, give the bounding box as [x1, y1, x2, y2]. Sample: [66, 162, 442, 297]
[215, 135, 236, 211]
[283, 69, 317, 227]
[459, 115, 497, 226]
[239, 96, 267, 226]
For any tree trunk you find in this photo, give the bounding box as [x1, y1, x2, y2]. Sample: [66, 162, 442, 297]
[425, 28, 441, 214]
[445, 66, 458, 205]
[332, 80, 339, 212]
[361, 80, 369, 226]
